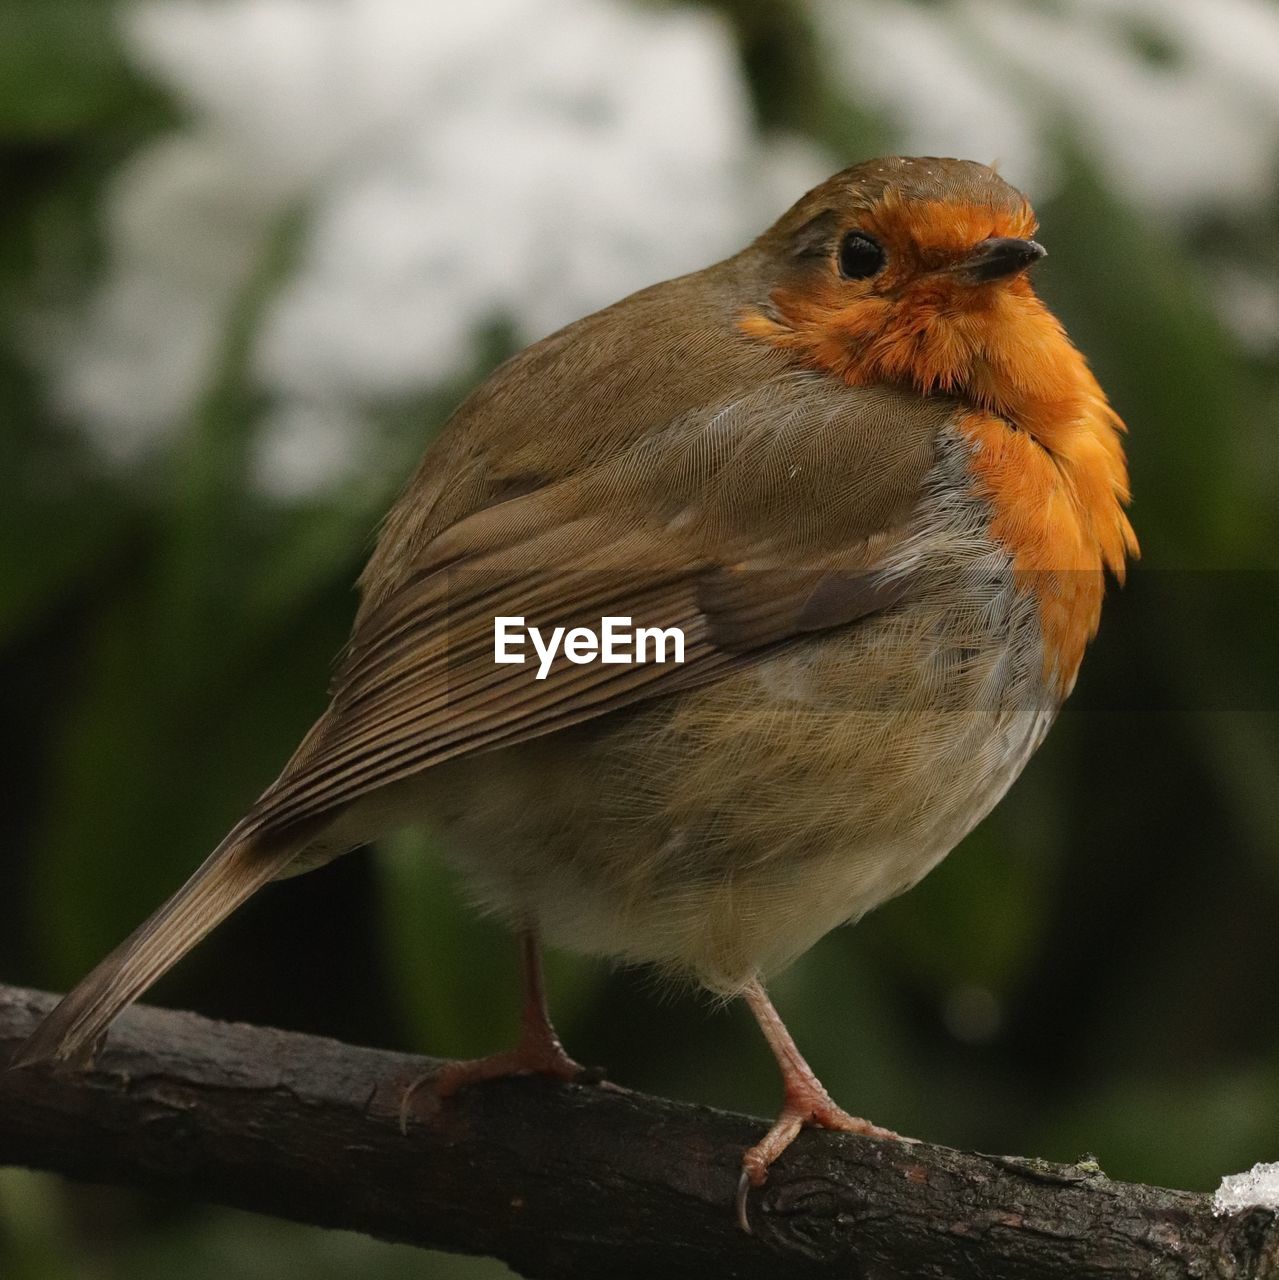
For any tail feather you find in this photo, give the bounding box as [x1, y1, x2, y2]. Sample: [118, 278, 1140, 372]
[9, 824, 300, 1070]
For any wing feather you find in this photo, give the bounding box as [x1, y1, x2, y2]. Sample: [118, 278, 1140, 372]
[247, 378, 955, 837]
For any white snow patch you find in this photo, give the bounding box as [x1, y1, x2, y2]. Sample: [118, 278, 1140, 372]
[1213, 1161, 1279, 1216]
[48, 0, 828, 498]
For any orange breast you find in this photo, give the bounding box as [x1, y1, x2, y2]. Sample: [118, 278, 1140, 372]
[955, 407, 1129, 693]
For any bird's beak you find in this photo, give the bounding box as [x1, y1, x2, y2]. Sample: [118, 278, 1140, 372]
[955, 237, 1046, 284]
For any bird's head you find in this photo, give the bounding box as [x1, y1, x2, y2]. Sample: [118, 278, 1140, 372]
[740, 157, 1083, 444]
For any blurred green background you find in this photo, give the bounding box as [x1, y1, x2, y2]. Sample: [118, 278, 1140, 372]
[4, 0, 1279, 1275]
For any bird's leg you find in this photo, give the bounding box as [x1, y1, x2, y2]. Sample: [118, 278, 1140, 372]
[399, 927, 585, 1130]
[736, 978, 901, 1230]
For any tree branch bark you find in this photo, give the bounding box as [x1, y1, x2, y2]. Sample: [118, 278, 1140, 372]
[1, 983, 1275, 1278]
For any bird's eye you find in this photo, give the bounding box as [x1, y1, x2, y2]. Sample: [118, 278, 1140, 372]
[837, 231, 886, 280]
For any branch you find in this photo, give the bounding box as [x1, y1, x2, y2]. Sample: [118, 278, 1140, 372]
[1, 984, 1275, 1279]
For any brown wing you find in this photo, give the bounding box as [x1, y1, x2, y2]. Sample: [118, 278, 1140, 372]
[246, 374, 954, 839]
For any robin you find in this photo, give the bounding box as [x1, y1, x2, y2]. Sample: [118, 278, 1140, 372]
[13, 156, 1136, 1224]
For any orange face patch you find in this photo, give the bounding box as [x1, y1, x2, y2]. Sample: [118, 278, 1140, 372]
[740, 193, 1046, 402]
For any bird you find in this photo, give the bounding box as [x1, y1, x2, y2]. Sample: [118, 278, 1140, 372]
[12, 155, 1136, 1225]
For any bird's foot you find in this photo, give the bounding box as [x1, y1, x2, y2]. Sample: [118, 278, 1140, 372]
[434, 1036, 589, 1099]
[735, 1079, 900, 1231]
[398, 1033, 591, 1133]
